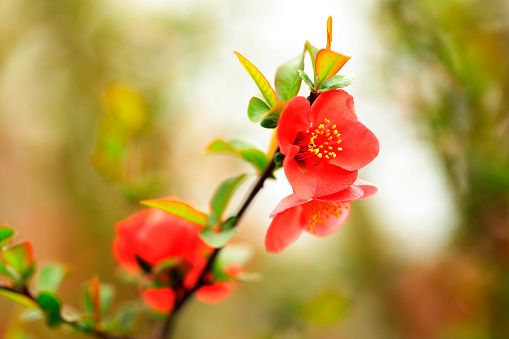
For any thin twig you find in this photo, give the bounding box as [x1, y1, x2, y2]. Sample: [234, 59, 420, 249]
[159, 148, 279, 339]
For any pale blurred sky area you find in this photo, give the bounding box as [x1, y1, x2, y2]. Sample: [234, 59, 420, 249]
[117, 0, 457, 259]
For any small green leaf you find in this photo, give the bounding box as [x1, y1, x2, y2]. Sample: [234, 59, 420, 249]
[239, 149, 269, 172]
[0, 226, 16, 248]
[247, 97, 270, 123]
[319, 74, 357, 92]
[207, 139, 268, 173]
[235, 272, 262, 282]
[210, 174, 247, 225]
[301, 291, 351, 326]
[298, 70, 314, 89]
[141, 199, 209, 227]
[0, 288, 39, 310]
[20, 309, 45, 323]
[275, 52, 305, 101]
[260, 115, 279, 129]
[315, 49, 350, 88]
[218, 245, 253, 267]
[1, 241, 35, 283]
[304, 41, 319, 84]
[259, 100, 287, 129]
[83, 276, 115, 324]
[105, 301, 140, 334]
[36, 264, 69, 293]
[199, 228, 238, 248]
[37, 292, 63, 327]
[234, 51, 277, 107]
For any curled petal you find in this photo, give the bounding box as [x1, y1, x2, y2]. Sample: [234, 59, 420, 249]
[270, 194, 312, 218]
[265, 207, 307, 253]
[353, 179, 379, 200]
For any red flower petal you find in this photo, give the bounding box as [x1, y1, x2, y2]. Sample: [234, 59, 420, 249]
[277, 97, 310, 155]
[328, 120, 379, 171]
[265, 206, 307, 253]
[283, 156, 317, 198]
[141, 287, 175, 313]
[301, 162, 358, 197]
[310, 89, 357, 125]
[303, 201, 351, 237]
[196, 282, 236, 304]
[269, 194, 311, 218]
[353, 178, 379, 200]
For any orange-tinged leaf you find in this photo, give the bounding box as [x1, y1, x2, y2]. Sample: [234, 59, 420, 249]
[89, 275, 101, 323]
[234, 52, 277, 107]
[315, 49, 351, 86]
[1, 241, 35, 283]
[141, 199, 209, 227]
[326, 16, 332, 50]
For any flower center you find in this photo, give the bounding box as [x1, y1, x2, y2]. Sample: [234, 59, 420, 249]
[306, 200, 349, 233]
[294, 118, 342, 163]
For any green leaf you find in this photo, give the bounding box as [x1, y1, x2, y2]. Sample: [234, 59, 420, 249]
[260, 115, 279, 129]
[301, 291, 351, 326]
[210, 174, 247, 225]
[298, 70, 314, 89]
[275, 52, 305, 101]
[315, 49, 350, 88]
[20, 309, 45, 323]
[1, 241, 36, 283]
[247, 97, 270, 123]
[105, 301, 140, 334]
[36, 264, 69, 293]
[0, 288, 39, 310]
[319, 74, 357, 92]
[83, 276, 115, 325]
[326, 16, 333, 50]
[37, 292, 62, 327]
[259, 100, 287, 129]
[218, 245, 253, 267]
[141, 199, 209, 227]
[304, 41, 319, 84]
[207, 139, 268, 173]
[235, 272, 262, 282]
[239, 149, 269, 172]
[234, 52, 277, 107]
[199, 228, 238, 248]
[0, 226, 16, 248]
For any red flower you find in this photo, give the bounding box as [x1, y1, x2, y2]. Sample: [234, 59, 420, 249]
[113, 200, 239, 313]
[265, 179, 378, 253]
[277, 89, 379, 198]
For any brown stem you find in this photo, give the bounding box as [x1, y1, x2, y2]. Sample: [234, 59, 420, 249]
[0, 284, 137, 339]
[159, 148, 279, 339]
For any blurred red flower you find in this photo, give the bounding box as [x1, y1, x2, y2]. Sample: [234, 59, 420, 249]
[265, 179, 378, 253]
[277, 89, 379, 198]
[113, 201, 239, 313]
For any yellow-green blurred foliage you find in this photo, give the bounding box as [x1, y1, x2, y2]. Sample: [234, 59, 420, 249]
[379, 0, 509, 338]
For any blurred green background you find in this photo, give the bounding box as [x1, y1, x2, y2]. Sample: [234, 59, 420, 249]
[0, 0, 508, 338]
